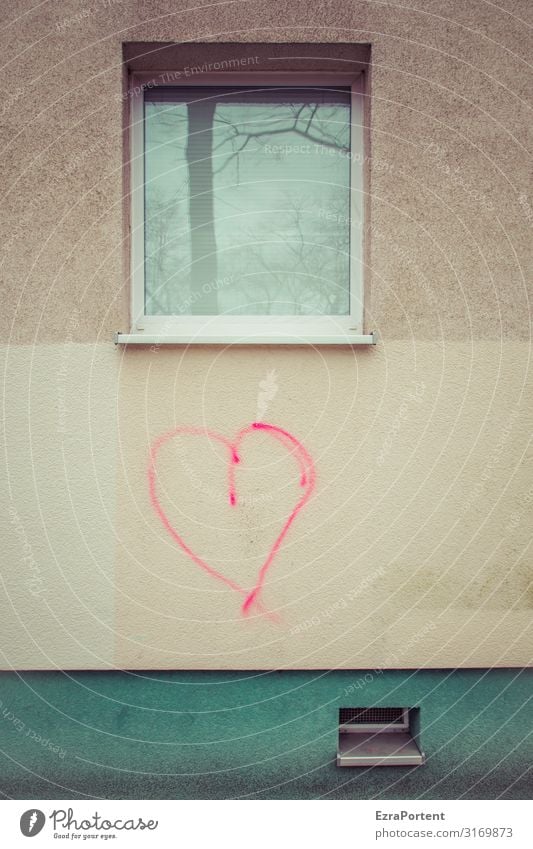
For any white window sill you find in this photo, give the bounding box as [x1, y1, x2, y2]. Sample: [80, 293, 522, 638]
[114, 332, 376, 346]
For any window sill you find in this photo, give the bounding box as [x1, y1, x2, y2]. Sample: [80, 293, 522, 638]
[114, 332, 376, 346]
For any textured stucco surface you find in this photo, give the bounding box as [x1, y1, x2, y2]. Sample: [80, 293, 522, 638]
[1, 345, 117, 669]
[0, 669, 531, 799]
[115, 341, 533, 668]
[1, 1, 532, 669]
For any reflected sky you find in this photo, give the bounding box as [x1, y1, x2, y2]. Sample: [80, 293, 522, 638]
[143, 87, 354, 316]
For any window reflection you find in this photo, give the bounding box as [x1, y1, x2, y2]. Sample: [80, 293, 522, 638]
[144, 87, 353, 316]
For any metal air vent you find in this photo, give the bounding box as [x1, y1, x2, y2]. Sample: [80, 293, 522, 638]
[339, 707, 405, 726]
[337, 706, 425, 767]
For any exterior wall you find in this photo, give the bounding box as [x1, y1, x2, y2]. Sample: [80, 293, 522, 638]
[0, 669, 531, 799]
[1, 1, 532, 669]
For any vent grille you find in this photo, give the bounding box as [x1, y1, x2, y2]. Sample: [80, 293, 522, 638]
[339, 707, 405, 725]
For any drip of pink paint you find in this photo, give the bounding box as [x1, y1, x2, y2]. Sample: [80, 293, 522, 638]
[147, 422, 316, 617]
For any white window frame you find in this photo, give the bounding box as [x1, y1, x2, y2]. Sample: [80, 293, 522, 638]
[118, 71, 374, 346]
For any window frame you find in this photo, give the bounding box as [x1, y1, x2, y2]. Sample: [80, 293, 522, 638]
[123, 70, 373, 346]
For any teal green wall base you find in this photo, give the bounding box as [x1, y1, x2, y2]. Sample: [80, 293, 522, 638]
[0, 669, 531, 799]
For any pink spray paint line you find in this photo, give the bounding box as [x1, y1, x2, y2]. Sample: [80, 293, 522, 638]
[147, 422, 316, 617]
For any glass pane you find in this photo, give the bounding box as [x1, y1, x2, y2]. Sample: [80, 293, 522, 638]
[143, 86, 352, 316]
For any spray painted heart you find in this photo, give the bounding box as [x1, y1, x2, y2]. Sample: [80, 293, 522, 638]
[148, 422, 316, 617]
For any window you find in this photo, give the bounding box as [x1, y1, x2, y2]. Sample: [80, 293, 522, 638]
[121, 72, 373, 345]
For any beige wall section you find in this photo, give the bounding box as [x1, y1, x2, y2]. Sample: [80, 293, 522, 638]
[1, 344, 117, 668]
[1, 1, 531, 668]
[115, 341, 533, 668]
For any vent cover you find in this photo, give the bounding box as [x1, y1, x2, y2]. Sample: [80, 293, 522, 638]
[337, 706, 425, 767]
[339, 707, 405, 725]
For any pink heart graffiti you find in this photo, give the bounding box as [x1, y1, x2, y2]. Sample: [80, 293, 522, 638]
[148, 422, 316, 617]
